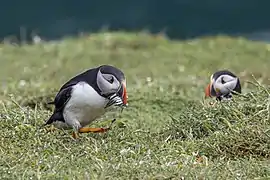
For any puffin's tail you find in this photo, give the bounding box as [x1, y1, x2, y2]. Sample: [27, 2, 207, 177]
[44, 112, 63, 126]
[47, 101, 54, 105]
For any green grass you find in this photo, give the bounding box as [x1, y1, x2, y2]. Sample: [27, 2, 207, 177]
[0, 31, 270, 179]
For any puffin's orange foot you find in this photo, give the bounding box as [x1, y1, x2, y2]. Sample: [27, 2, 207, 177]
[72, 131, 79, 139]
[78, 119, 116, 134]
[78, 127, 110, 133]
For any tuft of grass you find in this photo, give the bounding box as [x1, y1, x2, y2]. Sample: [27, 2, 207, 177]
[165, 85, 269, 139]
[0, 31, 270, 179]
[164, 82, 270, 159]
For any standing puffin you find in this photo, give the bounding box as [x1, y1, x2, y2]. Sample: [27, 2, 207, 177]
[204, 70, 241, 101]
[45, 65, 128, 139]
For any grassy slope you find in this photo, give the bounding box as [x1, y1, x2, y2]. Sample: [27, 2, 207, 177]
[0, 32, 270, 179]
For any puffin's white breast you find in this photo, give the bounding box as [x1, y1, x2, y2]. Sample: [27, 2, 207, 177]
[62, 81, 109, 128]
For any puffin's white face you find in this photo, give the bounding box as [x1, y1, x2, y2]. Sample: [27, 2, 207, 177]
[212, 74, 238, 95]
[96, 70, 121, 96]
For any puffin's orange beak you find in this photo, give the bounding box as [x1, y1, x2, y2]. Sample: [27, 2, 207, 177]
[205, 83, 211, 98]
[122, 80, 128, 106]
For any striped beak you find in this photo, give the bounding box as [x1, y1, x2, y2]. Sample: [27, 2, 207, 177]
[105, 79, 128, 108]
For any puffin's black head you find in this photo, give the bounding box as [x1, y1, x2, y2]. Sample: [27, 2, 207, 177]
[205, 70, 241, 100]
[96, 65, 128, 106]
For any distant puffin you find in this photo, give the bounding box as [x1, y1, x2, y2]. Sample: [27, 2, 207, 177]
[205, 70, 241, 101]
[45, 65, 128, 139]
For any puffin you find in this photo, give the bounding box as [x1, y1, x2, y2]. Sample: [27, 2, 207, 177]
[204, 70, 241, 101]
[45, 65, 128, 139]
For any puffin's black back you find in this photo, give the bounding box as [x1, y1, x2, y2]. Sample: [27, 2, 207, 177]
[59, 67, 99, 93]
[59, 65, 125, 94]
[212, 70, 237, 80]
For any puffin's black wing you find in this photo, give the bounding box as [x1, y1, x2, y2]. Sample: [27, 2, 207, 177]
[48, 67, 98, 107]
[45, 68, 99, 125]
[54, 86, 74, 111]
[232, 79, 242, 95]
[45, 85, 75, 125]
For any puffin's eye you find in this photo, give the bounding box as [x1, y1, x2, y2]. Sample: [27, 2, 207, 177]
[108, 77, 114, 84]
[221, 77, 225, 84]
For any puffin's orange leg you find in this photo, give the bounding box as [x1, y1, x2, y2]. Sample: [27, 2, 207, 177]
[73, 119, 116, 138]
[72, 131, 79, 139]
[79, 119, 116, 133]
[78, 127, 110, 133]
[70, 127, 108, 139]
[71, 127, 110, 139]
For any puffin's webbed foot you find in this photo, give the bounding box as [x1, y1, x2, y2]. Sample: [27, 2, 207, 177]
[78, 127, 110, 133]
[72, 131, 79, 139]
[71, 127, 107, 139]
[76, 119, 116, 136]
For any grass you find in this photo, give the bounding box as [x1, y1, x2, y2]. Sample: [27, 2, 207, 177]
[0, 31, 270, 179]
